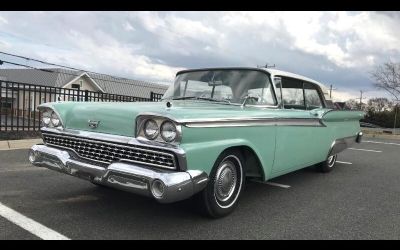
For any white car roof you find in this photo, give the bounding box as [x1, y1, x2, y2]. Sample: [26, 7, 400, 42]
[262, 68, 328, 89]
[262, 68, 331, 99]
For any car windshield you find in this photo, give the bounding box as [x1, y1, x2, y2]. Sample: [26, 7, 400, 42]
[162, 69, 277, 106]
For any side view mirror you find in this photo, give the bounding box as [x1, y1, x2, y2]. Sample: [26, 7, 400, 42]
[241, 94, 260, 107]
[309, 108, 326, 117]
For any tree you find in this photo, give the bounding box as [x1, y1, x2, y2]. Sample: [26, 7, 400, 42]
[367, 97, 392, 112]
[370, 61, 400, 101]
[371, 61, 400, 132]
[345, 99, 359, 110]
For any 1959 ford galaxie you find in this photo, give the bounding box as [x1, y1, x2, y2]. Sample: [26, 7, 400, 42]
[29, 67, 364, 218]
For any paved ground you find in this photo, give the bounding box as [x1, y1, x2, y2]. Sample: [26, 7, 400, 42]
[0, 138, 43, 150]
[0, 138, 400, 239]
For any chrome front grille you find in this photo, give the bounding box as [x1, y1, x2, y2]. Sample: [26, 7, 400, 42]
[42, 132, 177, 169]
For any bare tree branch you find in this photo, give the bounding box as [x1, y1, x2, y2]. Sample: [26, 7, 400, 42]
[370, 61, 400, 101]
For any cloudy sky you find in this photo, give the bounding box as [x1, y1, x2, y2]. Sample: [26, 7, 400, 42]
[0, 11, 399, 101]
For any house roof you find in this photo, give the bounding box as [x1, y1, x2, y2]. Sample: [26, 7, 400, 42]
[0, 68, 169, 98]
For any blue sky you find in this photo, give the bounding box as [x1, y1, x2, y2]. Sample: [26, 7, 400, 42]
[1, 11, 400, 101]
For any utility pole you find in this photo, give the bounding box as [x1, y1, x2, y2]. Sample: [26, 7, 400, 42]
[359, 90, 366, 110]
[394, 100, 400, 135]
[258, 63, 276, 68]
[329, 84, 337, 98]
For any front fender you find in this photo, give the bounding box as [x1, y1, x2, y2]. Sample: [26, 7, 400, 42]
[180, 138, 270, 178]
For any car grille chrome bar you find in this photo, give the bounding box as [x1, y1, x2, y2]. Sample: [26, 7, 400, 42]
[41, 132, 177, 170]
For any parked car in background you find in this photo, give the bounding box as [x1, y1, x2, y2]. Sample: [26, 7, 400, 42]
[359, 122, 382, 128]
[29, 67, 364, 218]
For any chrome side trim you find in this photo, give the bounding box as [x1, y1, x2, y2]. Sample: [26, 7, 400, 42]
[135, 112, 326, 128]
[40, 127, 188, 171]
[184, 118, 325, 128]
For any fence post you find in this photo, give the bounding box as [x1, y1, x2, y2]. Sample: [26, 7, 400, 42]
[85, 90, 89, 102]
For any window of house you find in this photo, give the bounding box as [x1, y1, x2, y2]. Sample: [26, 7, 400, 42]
[0, 100, 12, 109]
[71, 84, 80, 89]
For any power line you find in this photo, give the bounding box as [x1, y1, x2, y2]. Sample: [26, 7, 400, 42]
[0, 60, 54, 72]
[0, 51, 147, 82]
[0, 51, 83, 72]
[0, 52, 169, 90]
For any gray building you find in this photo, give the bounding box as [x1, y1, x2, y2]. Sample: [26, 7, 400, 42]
[0, 68, 169, 98]
[0, 68, 169, 119]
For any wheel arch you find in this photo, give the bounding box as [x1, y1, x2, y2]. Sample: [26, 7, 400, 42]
[221, 145, 266, 181]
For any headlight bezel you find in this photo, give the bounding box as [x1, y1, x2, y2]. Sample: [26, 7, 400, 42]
[42, 110, 52, 126]
[136, 115, 182, 144]
[50, 111, 61, 127]
[39, 106, 64, 129]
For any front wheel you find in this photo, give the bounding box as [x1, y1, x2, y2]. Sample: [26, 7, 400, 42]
[316, 154, 337, 173]
[198, 149, 245, 218]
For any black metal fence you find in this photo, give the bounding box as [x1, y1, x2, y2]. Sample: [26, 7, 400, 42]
[0, 80, 163, 131]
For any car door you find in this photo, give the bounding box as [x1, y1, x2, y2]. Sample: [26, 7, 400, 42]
[272, 77, 327, 174]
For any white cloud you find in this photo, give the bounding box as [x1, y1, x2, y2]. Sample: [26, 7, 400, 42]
[0, 40, 11, 50]
[123, 21, 135, 31]
[1, 11, 400, 98]
[331, 90, 360, 102]
[219, 11, 400, 69]
[0, 15, 7, 24]
[36, 29, 184, 82]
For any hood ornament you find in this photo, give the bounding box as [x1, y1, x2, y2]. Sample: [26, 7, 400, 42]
[88, 120, 100, 129]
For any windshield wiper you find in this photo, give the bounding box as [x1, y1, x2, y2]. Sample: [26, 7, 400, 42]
[170, 96, 199, 100]
[171, 96, 232, 104]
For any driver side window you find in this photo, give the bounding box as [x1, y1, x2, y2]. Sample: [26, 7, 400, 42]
[280, 77, 324, 110]
[281, 78, 305, 110]
[246, 85, 275, 105]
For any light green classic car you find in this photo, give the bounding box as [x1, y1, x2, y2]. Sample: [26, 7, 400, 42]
[29, 67, 364, 218]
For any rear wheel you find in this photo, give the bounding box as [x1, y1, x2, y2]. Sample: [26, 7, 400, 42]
[198, 149, 245, 218]
[316, 154, 337, 173]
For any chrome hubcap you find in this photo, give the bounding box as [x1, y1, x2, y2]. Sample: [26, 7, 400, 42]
[215, 161, 237, 202]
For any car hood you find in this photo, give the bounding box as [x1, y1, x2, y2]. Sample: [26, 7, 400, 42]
[46, 100, 283, 137]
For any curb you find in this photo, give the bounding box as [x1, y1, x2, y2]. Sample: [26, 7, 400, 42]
[363, 133, 400, 141]
[0, 138, 43, 150]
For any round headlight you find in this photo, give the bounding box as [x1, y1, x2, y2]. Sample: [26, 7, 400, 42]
[144, 119, 159, 140]
[50, 112, 61, 127]
[160, 121, 177, 142]
[42, 110, 51, 126]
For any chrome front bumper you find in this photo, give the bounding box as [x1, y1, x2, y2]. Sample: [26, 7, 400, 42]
[29, 144, 208, 203]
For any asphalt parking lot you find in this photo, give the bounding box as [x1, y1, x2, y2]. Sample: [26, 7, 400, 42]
[1, 138, 400, 240]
